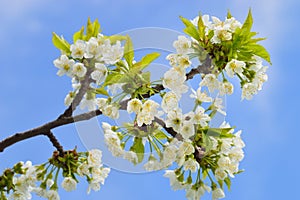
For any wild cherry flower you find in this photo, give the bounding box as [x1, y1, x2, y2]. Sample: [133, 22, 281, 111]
[70, 40, 86, 59]
[173, 36, 192, 55]
[53, 55, 75, 77]
[61, 177, 77, 192]
[225, 59, 245, 78]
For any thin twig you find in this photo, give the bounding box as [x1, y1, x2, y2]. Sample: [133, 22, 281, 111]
[0, 57, 212, 153]
[58, 67, 94, 119]
[0, 110, 102, 152]
[43, 131, 64, 156]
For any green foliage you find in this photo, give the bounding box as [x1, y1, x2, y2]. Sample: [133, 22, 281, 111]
[197, 13, 206, 41]
[52, 32, 71, 54]
[106, 35, 127, 44]
[232, 9, 271, 64]
[130, 137, 145, 164]
[73, 26, 84, 42]
[153, 130, 168, 140]
[123, 35, 134, 67]
[201, 131, 213, 153]
[103, 42, 159, 98]
[205, 128, 235, 138]
[53, 18, 101, 53]
[94, 86, 109, 96]
[131, 52, 160, 72]
[180, 9, 271, 73]
[180, 16, 200, 41]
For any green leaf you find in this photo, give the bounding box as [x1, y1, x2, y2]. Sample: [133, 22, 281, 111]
[123, 35, 134, 67]
[180, 15, 193, 27]
[86, 17, 94, 40]
[197, 13, 206, 41]
[94, 87, 109, 96]
[52, 32, 71, 54]
[224, 177, 231, 190]
[241, 9, 253, 34]
[250, 37, 266, 43]
[184, 27, 200, 41]
[248, 43, 272, 64]
[234, 169, 245, 175]
[130, 137, 145, 164]
[180, 16, 200, 41]
[218, 179, 224, 189]
[73, 26, 84, 42]
[227, 10, 233, 19]
[202, 169, 209, 179]
[92, 19, 101, 37]
[141, 71, 151, 83]
[206, 128, 234, 138]
[154, 130, 168, 140]
[132, 52, 160, 72]
[202, 131, 213, 152]
[104, 72, 123, 86]
[106, 35, 127, 44]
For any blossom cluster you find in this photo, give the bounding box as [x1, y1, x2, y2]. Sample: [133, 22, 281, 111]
[94, 32, 247, 199]
[186, 11, 270, 100]
[0, 149, 109, 200]
[1, 11, 268, 200]
[163, 122, 245, 200]
[53, 29, 125, 111]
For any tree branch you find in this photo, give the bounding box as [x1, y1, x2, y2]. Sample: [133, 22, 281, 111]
[153, 117, 204, 163]
[58, 67, 94, 119]
[43, 131, 64, 156]
[0, 56, 212, 153]
[0, 110, 102, 152]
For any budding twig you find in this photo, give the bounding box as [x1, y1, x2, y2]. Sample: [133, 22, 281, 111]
[59, 67, 94, 119]
[0, 57, 212, 153]
[43, 131, 64, 156]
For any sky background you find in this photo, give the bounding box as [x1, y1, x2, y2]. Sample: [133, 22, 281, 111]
[0, 0, 299, 199]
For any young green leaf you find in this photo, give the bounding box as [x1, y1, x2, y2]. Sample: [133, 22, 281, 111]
[227, 10, 233, 19]
[123, 35, 134, 67]
[92, 19, 101, 37]
[180, 16, 200, 41]
[241, 9, 253, 34]
[248, 43, 272, 64]
[202, 131, 213, 152]
[106, 35, 127, 44]
[205, 128, 234, 138]
[224, 177, 231, 190]
[52, 32, 71, 54]
[94, 87, 109, 96]
[132, 52, 160, 72]
[197, 13, 206, 41]
[130, 137, 145, 164]
[73, 26, 84, 43]
[104, 72, 123, 86]
[154, 130, 168, 140]
[86, 17, 94, 40]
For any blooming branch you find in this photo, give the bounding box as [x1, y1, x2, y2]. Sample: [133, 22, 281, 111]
[0, 10, 271, 200]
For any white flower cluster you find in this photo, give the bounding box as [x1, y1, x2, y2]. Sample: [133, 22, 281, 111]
[102, 122, 124, 157]
[102, 122, 141, 164]
[78, 149, 111, 194]
[127, 99, 160, 126]
[1, 149, 109, 200]
[164, 36, 191, 97]
[96, 98, 119, 119]
[190, 14, 269, 100]
[163, 124, 245, 200]
[241, 57, 268, 100]
[197, 56, 268, 101]
[191, 15, 242, 44]
[53, 33, 125, 111]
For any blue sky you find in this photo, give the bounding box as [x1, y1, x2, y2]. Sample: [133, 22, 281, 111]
[0, 0, 299, 199]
